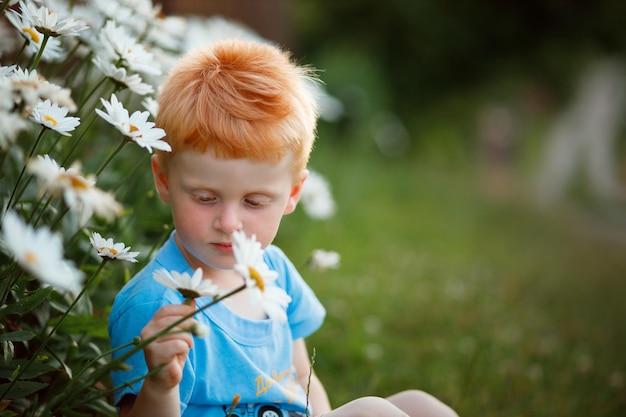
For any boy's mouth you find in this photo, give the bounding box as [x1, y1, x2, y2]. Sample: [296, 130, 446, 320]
[212, 242, 233, 253]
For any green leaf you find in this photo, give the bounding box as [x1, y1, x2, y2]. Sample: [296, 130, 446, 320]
[0, 331, 36, 342]
[0, 359, 56, 379]
[0, 380, 47, 399]
[48, 315, 109, 339]
[0, 287, 53, 317]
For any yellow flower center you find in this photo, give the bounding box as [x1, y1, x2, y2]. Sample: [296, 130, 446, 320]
[248, 266, 265, 292]
[101, 247, 118, 255]
[60, 173, 90, 191]
[129, 124, 138, 133]
[44, 115, 58, 126]
[25, 250, 38, 265]
[23, 27, 40, 43]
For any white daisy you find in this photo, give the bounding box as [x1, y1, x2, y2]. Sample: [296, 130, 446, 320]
[153, 267, 223, 301]
[8, 67, 48, 111]
[92, 57, 154, 96]
[308, 249, 341, 271]
[6, 8, 65, 62]
[300, 170, 336, 220]
[30, 99, 80, 136]
[95, 93, 170, 153]
[232, 230, 291, 322]
[0, 65, 16, 78]
[27, 154, 123, 225]
[0, 211, 83, 293]
[19, 1, 88, 37]
[9, 67, 76, 112]
[89, 232, 139, 263]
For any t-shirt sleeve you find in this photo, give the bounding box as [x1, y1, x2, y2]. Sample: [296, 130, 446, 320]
[263, 245, 326, 340]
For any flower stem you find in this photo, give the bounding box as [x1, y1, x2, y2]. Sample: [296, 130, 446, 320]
[79, 75, 108, 109]
[12, 39, 28, 65]
[305, 348, 316, 417]
[30, 34, 50, 71]
[59, 107, 100, 166]
[95, 137, 127, 176]
[5, 127, 47, 212]
[0, 0, 10, 16]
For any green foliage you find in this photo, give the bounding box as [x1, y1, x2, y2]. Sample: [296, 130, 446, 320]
[0, 1, 175, 414]
[294, 0, 626, 113]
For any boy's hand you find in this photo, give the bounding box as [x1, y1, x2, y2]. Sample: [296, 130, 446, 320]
[140, 303, 198, 392]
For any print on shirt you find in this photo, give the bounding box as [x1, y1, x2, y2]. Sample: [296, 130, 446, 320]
[255, 368, 301, 404]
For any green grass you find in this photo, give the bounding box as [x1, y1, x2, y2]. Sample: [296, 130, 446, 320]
[275, 134, 626, 417]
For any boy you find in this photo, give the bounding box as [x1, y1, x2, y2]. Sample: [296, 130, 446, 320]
[108, 39, 458, 417]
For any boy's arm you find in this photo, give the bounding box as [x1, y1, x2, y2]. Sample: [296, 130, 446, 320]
[293, 338, 332, 416]
[119, 303, 197, 417]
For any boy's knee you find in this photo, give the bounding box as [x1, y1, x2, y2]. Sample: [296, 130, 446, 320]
[337, 396, 408, 417]
[388, 389, 459, 417]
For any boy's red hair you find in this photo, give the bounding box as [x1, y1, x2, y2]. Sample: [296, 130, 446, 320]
[155, 39, 319, 177]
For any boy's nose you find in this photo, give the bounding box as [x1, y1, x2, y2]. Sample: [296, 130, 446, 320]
[214, 204, 242, 233]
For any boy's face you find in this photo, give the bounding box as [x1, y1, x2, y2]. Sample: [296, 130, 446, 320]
[152, 150, 306, 273]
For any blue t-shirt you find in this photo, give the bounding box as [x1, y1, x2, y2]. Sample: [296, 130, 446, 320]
[108, 232, 326, 417]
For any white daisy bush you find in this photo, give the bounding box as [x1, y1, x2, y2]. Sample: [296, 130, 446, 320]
[0, 0, 338, 414]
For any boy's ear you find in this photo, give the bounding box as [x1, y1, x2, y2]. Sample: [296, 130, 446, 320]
[284, 169, 308, 215]
[151, 154, 171, 203]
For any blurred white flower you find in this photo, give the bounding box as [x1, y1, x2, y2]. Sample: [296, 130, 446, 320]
[93, 0, 135, 28]
[145, 14, 187, 51]
[89, 232, 139, 263]
[232, 230, 291, 322]
[93, 56, 154, 96]
[0, 64, 16, 78]
[308, 249, 340, 271]
[300, 170, 336, 219]
[97, 20, 162, 77]
[95, 93, 170, 153]
[30, 99, 80, 136]
[0, 19, 17, 57]
[153, 267, 223, 300]
[184, 16, 266, 52]
[19, 0, 88, 37]
[0, 211, 83, 293]
[141, 96, 159, 118]
[9, 67, 76, 112]
[27, 154, 123, 225]
[0, 111, 29, 149]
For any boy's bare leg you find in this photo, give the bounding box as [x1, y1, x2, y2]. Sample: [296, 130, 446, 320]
[386, 390, 459, 417]
[321, 396, 408, 417]
[321, 390, 458, 417]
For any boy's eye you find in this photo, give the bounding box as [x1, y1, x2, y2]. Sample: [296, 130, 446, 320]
[245, 198, 261, 207]
[195, 194, 216, 203]
[245, 196, 271, 207]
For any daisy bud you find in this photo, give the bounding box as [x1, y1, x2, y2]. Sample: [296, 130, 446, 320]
[191, 322, 209, 338]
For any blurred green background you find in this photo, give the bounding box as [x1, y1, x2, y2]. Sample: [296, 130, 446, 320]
[164, 1, 626, 415]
